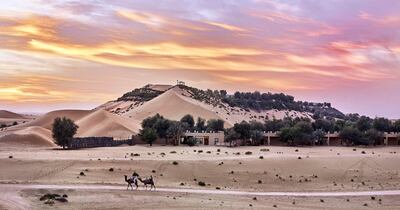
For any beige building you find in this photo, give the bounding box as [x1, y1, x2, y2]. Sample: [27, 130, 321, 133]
[182, 131, 224, 145]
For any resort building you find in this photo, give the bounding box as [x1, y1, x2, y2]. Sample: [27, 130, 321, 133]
[181, 131, 224, 145]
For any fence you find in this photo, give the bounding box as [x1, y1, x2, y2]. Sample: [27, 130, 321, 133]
[68, 137, 133, 149]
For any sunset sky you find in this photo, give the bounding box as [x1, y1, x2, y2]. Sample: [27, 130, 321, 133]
[0, 0, 399, 118]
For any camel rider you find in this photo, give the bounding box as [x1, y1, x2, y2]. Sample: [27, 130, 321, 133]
[131, 172, 139, 182]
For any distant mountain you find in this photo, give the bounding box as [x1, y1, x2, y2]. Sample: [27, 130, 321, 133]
[97, 84, 345, 126]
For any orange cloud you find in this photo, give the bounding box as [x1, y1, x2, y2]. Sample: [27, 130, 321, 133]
[0, 15, 58, 40]
[204, 21, 248, 32]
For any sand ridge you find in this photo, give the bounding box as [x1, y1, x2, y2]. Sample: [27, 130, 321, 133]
[0, 126, 55, 147]
[76, 109, 140, 138]
[0, 110, 27, 119]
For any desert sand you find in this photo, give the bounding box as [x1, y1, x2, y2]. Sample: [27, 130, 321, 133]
[0, 109, 139, 146]
[1, 145, 400, 209]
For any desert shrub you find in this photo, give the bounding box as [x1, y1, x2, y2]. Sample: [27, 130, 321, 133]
[259, 156, 264, 159]
[172, 161, 179, 165]
[245, 151, 252, 155]
[79, 172, 85, 176]
[198, 181, 206, 186]
[55, 197, 68, 202]
[170, 151, 177, 154]
[109, 168, 114, 172]
[8, 155, 12, 159]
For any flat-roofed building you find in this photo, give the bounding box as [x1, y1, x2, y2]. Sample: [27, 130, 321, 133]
[182, 131, 224, 145]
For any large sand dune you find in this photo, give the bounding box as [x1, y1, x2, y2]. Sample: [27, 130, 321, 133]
[76, 109, 140, 139]
[98, 85, 313, 128]
[124, 86, 230, 126]
[19, 110, 92, 130]
[0, 126, 55, 147]
[0, 110, 26, 119]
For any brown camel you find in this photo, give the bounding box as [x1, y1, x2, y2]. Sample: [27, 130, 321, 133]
[138, 175, 156, 190]
[124, 175, 138, 190]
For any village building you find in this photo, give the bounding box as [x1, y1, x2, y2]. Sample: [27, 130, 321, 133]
[181, 131, 224, 145]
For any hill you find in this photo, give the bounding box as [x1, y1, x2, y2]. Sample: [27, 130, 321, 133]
[98, 84, 344, 127]
[0, 110, 26, 119]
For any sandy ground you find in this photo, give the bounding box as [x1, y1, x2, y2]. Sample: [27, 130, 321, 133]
[1, 145, 400, 209]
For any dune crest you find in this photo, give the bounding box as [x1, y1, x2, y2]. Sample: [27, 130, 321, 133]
[0, 110, 27, 119]
[76, 109, 139, 139]
[0, 126, 55, 147]
[19, 110, 92, 130]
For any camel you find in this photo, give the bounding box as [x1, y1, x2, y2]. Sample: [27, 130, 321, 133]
[124, 175, 138, 190]
[138, 175, 156, 190]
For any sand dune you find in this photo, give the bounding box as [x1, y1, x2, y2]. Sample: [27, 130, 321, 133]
[76, 109, 140, 139]
[0, 110, 26, 119]
[124, 86, 230, 126]
[0, 126, 55, 147]
[19, 110, 92, 130]
[98, 85, 313, 128]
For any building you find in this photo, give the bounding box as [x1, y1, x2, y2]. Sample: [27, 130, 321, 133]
[263, 131, 400, 146]
[182, 131, 224, 145]
[385, 132, 400, 145]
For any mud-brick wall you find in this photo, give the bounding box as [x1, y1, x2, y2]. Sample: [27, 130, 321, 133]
[69, 137, 132, 149]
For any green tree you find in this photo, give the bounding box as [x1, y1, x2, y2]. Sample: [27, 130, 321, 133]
[264, 119, 285, 132]
[195, 117, 206, 132]
[249, 121, 265, 131]
[364, 129, 383, 145]
[12, 121, 18, 126]
[279, 127, 293, 143]
[153, 118, 170, 144]
[250, 130, 264, 145]
[142, 113, 163, 128]
[339, 126, 362, 146]
[334, 120, 346, 132]
[225, 128, 240, 146]
[312, 129, 326, 145]
[373, 117, 391, 132]
[394, 120, 400, 132]
[139, 127, 157, 146]
[180, 114, 195, 129]
[313, 118, 334, 132]
[233, 121, 251, 142]
[356, 116, 372, 132]
[206, 119, 224, 132]
[279, 121, 313, 146]
[52, 117, 79, 149]
[166, 121, 184, 145]
[291, 121, 313, 145]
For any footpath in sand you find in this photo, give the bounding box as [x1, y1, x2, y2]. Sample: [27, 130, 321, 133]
[2, 183, 400, 210]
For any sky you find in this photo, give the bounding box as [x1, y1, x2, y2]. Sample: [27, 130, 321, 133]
[0, 0, 399, 118]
